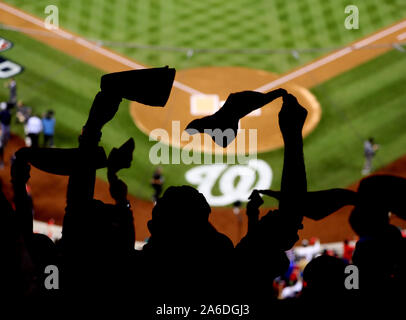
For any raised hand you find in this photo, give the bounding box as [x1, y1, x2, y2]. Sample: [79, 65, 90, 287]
[278, 93, 308, 138]
[107, 138, 135, 205]
[247, 189, 264, 213]
[107, 138, 135, 174]
[246, 189, 264, 233]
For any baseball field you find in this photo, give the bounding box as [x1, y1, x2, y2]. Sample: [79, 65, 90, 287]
[0, 0, 406, 243]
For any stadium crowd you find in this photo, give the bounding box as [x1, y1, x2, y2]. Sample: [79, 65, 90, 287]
[2, 67, 406, 315]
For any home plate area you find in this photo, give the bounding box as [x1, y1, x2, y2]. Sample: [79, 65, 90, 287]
[130, 66, 321, 154]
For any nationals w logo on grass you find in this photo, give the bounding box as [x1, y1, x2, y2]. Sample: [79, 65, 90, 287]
[0, 37, 24, 79]
[0, 37, 13, 52]
[185, 159, 272, 206]
[0, 56, 23, 79]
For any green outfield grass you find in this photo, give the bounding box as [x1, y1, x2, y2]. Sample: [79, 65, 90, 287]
[305, 48, 406, 190]
[3, 0, 406, 73]
[1, 28, 406, 206]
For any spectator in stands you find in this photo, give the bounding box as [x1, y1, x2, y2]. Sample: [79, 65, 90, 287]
[280, 265, 303, 299]
[343, 239, 355, 263]
[295, 238, 321, 262]
[42, 110, 55, 147]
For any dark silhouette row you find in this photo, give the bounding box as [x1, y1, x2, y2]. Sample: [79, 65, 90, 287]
[2, 66, 405, 315]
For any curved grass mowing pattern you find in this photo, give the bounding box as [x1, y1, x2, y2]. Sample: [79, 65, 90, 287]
[4, 0, 406, 74]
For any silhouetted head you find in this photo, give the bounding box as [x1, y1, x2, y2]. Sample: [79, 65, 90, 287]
[98, 202, 135, 253]
[349, 205, 389, 237]
[147, 185, 212, 247]
[350, 175, 406, 236]
[27, 233, 58, 272]
[256, 209, 302, 251]
[68, 200, 135, 255]
[352, 224, 404, 290]
[303, 255, 347, 297]
[358, 175, 406, 219]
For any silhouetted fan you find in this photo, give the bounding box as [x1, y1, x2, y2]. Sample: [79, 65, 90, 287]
[8, 52, 406, 309]
[144, 185, 233, 253]
[349, 175, 406, 236]
[258, 188, 358, 220]
[100, 66, 176, 106]
[185, 88, 286, 147]
[349, 205, 391, 237]
[147, 185, 211, 239]
[357, 175, 406, 220]
[303, 254, 348, 294]
[14, 146, 107, 176]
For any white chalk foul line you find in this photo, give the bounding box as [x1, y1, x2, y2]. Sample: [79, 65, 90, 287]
[0, 1, 204, 96]
[255, 19, 406, 93]
[255, 47, 352, 92]
[352, 20, 406, 49]
[397, 32, 406, 41]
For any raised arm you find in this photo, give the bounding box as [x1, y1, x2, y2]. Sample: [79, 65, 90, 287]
[278, 93, 308, 199]
[276, 93, 308, 246]
[67, 66, 175, 207]
[237, 93, 308, 252]
[245, 189, 263, 234]
[66, 91, 122, 209]
[107, 138, 135, 207]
